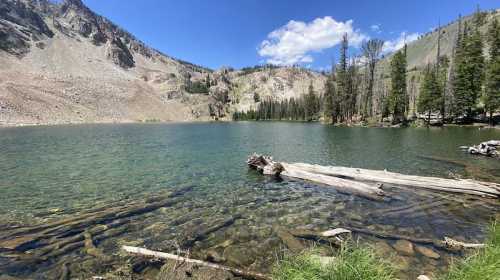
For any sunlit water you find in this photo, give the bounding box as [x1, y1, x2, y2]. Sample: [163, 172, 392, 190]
[0, 123, 499, 279]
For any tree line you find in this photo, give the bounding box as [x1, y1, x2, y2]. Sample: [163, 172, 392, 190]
[232, 83, 322, 121]
[234, 9, 500, 125]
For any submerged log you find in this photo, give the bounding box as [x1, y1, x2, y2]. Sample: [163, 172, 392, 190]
[247, 154, 500, 198]
[122, 246, 271, 280]
[0, 186, 193, 264]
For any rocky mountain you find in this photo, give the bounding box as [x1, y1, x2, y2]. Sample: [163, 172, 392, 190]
[0, 0, 216, 125]
[2, 0, 496, 126]
[0, 0, 326, 126]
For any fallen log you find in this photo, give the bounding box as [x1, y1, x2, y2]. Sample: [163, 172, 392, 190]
[290, 163, 500, 198]
[291, 226, 484, 252]
[122, 246, 271, 280]
[247, 154, 385, 201]
[247, 154, 500, 198]
[336, 226, 485, 252]
[460, 140, 500, 157]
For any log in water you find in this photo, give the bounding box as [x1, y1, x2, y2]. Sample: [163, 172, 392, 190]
[247, 154, 500, 199]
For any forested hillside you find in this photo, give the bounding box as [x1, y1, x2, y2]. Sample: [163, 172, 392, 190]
[234, 8, 500, 126]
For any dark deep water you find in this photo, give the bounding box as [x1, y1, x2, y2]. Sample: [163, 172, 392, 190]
[0, 122, 499, 279]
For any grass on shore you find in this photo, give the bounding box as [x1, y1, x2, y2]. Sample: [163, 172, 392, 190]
[272, 221, 499, 280]
[438, 221, 500, 280]
[272, 245, 396, 280]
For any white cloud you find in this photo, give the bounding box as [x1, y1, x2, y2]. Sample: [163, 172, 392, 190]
[258, 17, 368, 65]
[370, 24, 381, 33]
[382, 32, 419, 53]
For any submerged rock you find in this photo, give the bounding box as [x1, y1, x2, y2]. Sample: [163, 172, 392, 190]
[415, 245, 440, 259]
[372, 241, 394, 257]
[223, 245, 256, 267]
[157, 260, 236, 280]
[276, 228, 305, 252]
[392, 240, 415, 256]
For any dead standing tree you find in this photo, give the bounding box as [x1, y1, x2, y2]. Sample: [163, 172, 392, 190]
[362, 39, 385, 119]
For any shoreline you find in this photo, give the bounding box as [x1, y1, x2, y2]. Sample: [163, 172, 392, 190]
[0, 119, 498, 129]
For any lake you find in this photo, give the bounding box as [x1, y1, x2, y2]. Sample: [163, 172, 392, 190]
[0, 122, 499, 279]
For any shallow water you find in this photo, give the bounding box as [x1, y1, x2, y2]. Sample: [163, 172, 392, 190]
[0, 123, 499, 279]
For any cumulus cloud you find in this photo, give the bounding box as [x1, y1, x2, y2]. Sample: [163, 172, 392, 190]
[382, 32, 419, 53]
[370, 24, 381, 33]
[258, 17, 368, 65]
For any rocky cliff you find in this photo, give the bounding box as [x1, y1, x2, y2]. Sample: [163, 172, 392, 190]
[0, 0, 326, 126]
[0, 0, 215, 125]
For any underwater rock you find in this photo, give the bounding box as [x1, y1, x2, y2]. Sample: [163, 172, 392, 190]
[276, 229, 305, 252]
[157, 260, 236, 280]
[205, 249, 225, 263]
[392, 240, 415, 256]
[394, 255, 412, 271]
[415, 245, 440, 259]
[223, 245, 256, 267]
[373, 241, 394, 257]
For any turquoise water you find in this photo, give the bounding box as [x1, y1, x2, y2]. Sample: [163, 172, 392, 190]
[0, 123, 499, 279]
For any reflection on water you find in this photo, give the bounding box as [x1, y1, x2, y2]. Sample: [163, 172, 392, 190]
[0, 123, 499, 279]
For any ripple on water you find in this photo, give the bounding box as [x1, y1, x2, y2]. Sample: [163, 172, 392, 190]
[0, 123, 499, 279]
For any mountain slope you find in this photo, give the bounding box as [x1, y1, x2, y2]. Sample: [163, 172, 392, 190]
[0, 0, 215, 125]
[0, 0, 326, 126]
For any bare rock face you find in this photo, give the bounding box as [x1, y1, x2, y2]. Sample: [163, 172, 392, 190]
[106, 37, 135, 68]
[0, 0, 54, 56]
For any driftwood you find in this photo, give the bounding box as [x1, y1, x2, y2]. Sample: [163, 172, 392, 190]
[122, 246, 271, 280]
[0, 186, 192, 265]
[291, 226, 484, 252]
[460, 140, 500, 157]
[248, 154, 385, 201]
[337, 226, 485, 252]
[247, 154, 500, 198]
[289, 228, 351, 246]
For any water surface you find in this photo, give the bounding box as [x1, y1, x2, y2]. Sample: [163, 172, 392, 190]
[0, 123, 499, 279]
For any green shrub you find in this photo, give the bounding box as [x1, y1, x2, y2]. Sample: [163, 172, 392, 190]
[186, 81, 209, 94]
[272, 245, 396, 280]
[439, 221, 500, 280]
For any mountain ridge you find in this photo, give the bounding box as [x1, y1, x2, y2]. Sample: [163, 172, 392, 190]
[0, 0, 498, 126]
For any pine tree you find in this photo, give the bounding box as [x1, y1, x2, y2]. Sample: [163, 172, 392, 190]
[323, 74, 336, 123]
[452, 12, 485, 121]
[337, 33, 349, 123]
[484, 18, 500, 124]
[305, 82, 317, 121]
[389, 50, 407, 123]
[418, 65, 442, 125]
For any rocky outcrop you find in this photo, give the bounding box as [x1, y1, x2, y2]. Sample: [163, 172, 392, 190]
[0, 0, 54, 56]
[106, 37, 135, 68]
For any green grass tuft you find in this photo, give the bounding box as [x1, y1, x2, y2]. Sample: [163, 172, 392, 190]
[272, 245, 396, 280]
[439, 221, 500, 280]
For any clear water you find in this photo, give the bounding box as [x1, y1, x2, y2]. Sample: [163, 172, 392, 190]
[0, 123, 499, 279]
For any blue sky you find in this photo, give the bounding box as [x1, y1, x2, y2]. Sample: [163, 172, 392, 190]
[82, 0, 499, 70]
